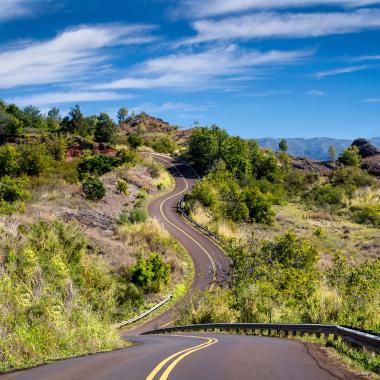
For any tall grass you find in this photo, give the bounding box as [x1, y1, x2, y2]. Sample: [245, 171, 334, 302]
[0, 220, 125, 372]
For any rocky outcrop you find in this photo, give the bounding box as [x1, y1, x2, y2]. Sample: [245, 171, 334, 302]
[351, 138, 380, 158]
[122, 112, 175, 134]
[290, 156, 337, 176]
[67, 136, 117, 158]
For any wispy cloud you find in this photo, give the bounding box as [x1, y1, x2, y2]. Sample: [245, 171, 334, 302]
[176, 0, 380, 18]
[351, 54, 380, 61]
[94, 45, 312, 90]
[0, 24, 157, 89]
[314, 65, 368, 78]
[0, 0, 53, 22]
[306, 89, 325, 95]
[363, 97, 380, 103]
[250, 90, 292, 97]
[183, 9, 380, 43]
[7, 91, 131, 107]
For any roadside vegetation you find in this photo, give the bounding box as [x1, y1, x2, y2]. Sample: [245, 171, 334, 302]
[178, 126, 380, 375]
[0, 100, 190, 372]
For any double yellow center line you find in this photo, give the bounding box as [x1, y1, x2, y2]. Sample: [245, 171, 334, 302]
[146, 335, 218, 380]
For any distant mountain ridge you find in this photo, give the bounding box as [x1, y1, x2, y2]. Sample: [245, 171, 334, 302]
[257, 137, 380, 161]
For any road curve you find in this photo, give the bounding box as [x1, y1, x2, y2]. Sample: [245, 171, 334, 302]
[1, 154, 363, 380]
[127, 153, 230, 335]
[2, 334, 361, 380]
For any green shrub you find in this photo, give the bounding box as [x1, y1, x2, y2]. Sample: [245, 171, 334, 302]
[95, 112, 117, 143]
[44, 134, 68, 161]
[129, 208, 148, 224]
[243, 187, 275, 225]
[350, 204, 380, 227]
[0, 144, 22, 177]
[128, 133, 143, 149]
[0, 176, 30, 214]
[78, 155, 116, 179]
[151, 136, 177, 154]
[82, 175, 106, 201]
[338, 146, 361, 167]
[116, 178, 129, 195]
[303, 184, 346, 208]
[131, 253, 171, 293]
[18, 143, 53, 176]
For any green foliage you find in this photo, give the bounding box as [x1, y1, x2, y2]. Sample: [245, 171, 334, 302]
[116, 178, 129, 195]
[118, 207, 148, 225]
[0, 176, 30, 214]
[279, 138, 288, 153]
[95, 112, 117, 143]
[82, 175, 106, 201]
[350, 204, 380, 227]
[176, 288, 238, 325]
[131, 253, 171, 293]
[0, 220, 124, 372]
[77, 151, 134, 180]
[151, 135, 177, 154]
[338, 146, 361, 167]
[303, 184, 346, 209]
[117, 107, 128, 124]
[128, 133, 143, 149]
[18, 143, 53, 176]
[243, 187, 275, 224]
[332, 166, 375, 190]
[44, 134, 68, 161]
[0, 144, 22, 177]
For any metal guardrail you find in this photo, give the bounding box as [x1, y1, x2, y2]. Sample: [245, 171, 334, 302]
[176, 198, 233, 254]
[142, 323, 380, 353]
[113, 295, 173, 329]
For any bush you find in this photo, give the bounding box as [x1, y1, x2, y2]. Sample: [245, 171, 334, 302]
[243, 187, 274, 225]
[151, 136, 177, 154]
[0, 144, 22, 177]
[128, 133, 143, 149]
[303, 184, 346, 209]
[44, 134, 68, 161]
[131, 253, 171, 293]
[18, 143, 53, 176]
[129, 208, 148, 224]
[95, 112, 117, 143]
[78, 155, 116, 179]
[338, 146, 361, 167]
[350, 204, 380, 227]
[82, 175, 106, 201]
[116, 178, 129, 195]
[0, 176, 30, 214]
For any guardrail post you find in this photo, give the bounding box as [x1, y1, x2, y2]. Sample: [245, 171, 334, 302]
[284, 330, 289, 338]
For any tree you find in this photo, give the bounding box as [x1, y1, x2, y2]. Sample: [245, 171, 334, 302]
[128, 133, 143, 149]
[61, 105, 91, 136]
[82, 175, 106, 201]
[328, 145, 337, 160]
[46, 107, 61, 131]
[279, 139, 288, 153]
[95, 112, 116, 143]
[338, 146, 361, 167]
[117, 107, 128, 124]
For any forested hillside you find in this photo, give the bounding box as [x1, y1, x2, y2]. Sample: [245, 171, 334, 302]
[179, 126, 380, 373]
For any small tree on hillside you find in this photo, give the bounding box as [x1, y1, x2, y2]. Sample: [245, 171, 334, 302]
[95, 112, 117, 143]
[328, 144, 337, 160]
[338, 146, 361, 167]
[279, 139, 288, 153]
[117, 107, 128, 125]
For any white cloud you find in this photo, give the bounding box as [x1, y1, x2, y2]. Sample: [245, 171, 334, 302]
[306, 89, 325, 95]
[184, 9, 380, 43]
[0, 24, 156, 89]
[363, 97, 380, 103]
[314, 65, 368, 78]
[7, 91, 130, 107]
[177, 0, 380, 18]
[94, 45, 312, 90]
[0, 0, 45, 22]
[352, 54, 380, 61]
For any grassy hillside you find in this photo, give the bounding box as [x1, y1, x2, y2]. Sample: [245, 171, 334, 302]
[0, 101, 192, 372]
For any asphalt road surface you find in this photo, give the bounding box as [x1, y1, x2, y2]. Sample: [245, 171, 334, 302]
[2, 334, 360, 380]
[1, 154, 363, 380]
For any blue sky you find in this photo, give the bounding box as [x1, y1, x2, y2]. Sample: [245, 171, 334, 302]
[0, 0, 379, 138]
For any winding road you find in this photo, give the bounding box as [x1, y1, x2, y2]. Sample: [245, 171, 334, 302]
[2, 155, 362, 380]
